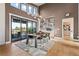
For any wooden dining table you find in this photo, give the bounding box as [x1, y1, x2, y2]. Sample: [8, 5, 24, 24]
[26, 31, 50, 48]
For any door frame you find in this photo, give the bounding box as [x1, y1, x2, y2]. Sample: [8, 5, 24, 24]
[62, 17, 74, 39]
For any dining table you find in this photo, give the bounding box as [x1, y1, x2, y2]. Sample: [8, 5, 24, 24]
[26, 34, 37, 48]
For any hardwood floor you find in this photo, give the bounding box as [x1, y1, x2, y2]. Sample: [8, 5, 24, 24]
[0, 43, 29, 56]
[48, 40, 79, 56]
[0, 39, 79, 56]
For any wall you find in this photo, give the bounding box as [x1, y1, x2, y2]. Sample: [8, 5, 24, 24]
[78, 4, 79, 37]
[0, 3, 5, 45]
[39, 3, 78, 39]
[5, 3, 38, 42]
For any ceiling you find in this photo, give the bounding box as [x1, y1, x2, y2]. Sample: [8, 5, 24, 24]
[33, 3, 45, 6]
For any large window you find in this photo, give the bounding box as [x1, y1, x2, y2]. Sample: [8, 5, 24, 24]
[33, 7, 38, 16]
[28, 5, 38, 16]
[10, 3, 20, 9]
[28, 5, 32, 14]
[10, 3, 38, 16]
[11, 17, 37, 42]
[21, 4, 27, 12]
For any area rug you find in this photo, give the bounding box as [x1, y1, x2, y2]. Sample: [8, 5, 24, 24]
[15, 39, 55, 56]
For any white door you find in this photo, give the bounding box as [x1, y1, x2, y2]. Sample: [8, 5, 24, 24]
[62, 17, 74, 40]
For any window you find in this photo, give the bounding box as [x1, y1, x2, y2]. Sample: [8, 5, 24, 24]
[36, 8, 38, 15]
[27, 21, 37, 34]
[32, 22, 37, 34]
[33, 8, 36, 15]
[34, 7, 38, 16]
[10, 3, 38, 16]
[27, 21, 33, 34]
[28, 5, 32, 14]
[31, 6, 34, 15]
[28, 5, 38, 16]
[21, 4, 27, 12]
[11, 16, 37, 41]
[10, 3, 20, 9]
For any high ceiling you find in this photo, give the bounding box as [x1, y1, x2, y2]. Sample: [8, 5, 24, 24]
[33, 3, 45, 6]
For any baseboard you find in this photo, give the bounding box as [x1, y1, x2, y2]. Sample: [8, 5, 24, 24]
[54, 37, 62, 39]
[6, 41, 11, 44]
[0, 42, 5, 45]
[71, 39, 79, 42]
[0, 40, 5, 45]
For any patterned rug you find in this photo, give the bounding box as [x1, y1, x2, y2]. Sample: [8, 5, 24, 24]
[15, 39, 55, 56]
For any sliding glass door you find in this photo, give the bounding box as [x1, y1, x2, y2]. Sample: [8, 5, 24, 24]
[28, 21, 33, 34]
[32, 22, 37, 34]
[12, 19, 21, 41]
[11, 16, 37, 42]
[27, 21, 37, 34]
[21, 20, 27, 39]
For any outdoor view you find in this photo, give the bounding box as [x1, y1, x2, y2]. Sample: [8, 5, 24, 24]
[12, 19, 21, 41]
[12, 18, 37, 41]
[28, 21, 33, 34]
[33, 22, 37, 34]
[21, 21, 27, 39]
[27, 21, 37, 34]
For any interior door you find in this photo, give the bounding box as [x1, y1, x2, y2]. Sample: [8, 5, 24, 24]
[62, 17, 74, 40]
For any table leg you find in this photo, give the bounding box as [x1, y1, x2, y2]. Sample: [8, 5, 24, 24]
[35, 37, 37, 48]
[26, 37, 29, 44]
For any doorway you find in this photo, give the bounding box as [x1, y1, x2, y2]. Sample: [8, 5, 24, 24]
[62, 17, 74, 40]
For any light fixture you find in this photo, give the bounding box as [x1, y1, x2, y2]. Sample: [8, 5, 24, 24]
[65, 13, 70, 17]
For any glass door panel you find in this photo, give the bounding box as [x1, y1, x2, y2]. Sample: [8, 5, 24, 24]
[33, 22, 37, 34]
[28, 21, 33, 34]
[12, 19, 21, 41]
[21, 20, 27, 39]
[11, 17, 37, 42]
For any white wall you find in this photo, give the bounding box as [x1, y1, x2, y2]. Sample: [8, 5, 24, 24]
[0, 3, 5, 45]
[78, 4, 79, 37]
